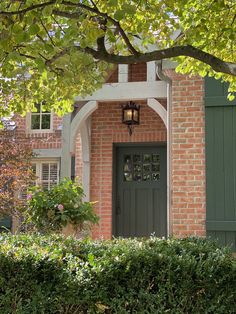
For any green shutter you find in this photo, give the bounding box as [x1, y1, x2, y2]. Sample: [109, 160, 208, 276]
[205, 77, 236, 251]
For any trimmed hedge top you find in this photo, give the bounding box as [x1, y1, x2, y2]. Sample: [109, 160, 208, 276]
[0, 234, 235, 313]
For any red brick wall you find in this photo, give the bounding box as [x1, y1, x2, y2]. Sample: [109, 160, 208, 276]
[106, 63, 148, 83]
[13, 114, 62, 149]
[166, 70, 206, 237]
[106, 67, 118, 83]
[128, 63, 147, 82]
[90, 101, 167, 239]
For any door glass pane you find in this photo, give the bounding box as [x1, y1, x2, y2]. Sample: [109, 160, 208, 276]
[152, 163, 160, 172]
[151, 154, 160, 181]
[134, 163, 142, 172]
[133, 154, 141, 163]
[152, 173, 160, 181]
[133, 163, 142, 181]
[124, 172, 132, 181]
[143, 164, 151, 172]
[143, 154, 151, 163]
[124, 155, 132, 171]
[123, 152, 161, 182]
[152, 154, 160, 162]
[124, 155, 132, 181]
[133, 171, 142, 181]
[143, 173, 151, 181]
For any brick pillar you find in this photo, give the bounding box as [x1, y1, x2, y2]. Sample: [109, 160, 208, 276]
[166, 71, 206, 237]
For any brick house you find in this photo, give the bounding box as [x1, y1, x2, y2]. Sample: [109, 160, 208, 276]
[2, 61, 236, 251]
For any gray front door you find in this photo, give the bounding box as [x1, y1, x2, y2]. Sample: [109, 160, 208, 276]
[114, 145, 167, 237]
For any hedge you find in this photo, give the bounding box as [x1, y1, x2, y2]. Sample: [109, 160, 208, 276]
[0, 234, 235, 313]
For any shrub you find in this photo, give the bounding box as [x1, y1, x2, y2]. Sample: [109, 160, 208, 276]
[24, 178, 99, 233]
[0, 234, 235, 313]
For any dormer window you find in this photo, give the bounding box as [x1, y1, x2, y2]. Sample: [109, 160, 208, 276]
[30, 104, 52, 131]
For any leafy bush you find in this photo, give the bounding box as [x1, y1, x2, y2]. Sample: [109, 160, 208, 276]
[24, 178, 99, 233]
[0, 234, 235, 313]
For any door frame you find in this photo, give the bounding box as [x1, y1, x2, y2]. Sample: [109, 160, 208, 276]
[112, 142, 167, 237]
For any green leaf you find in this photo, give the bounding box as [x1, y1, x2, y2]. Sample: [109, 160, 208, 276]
[15, 31, 30, 44]
[35, 58, 46, 71]
[28, 24, 40, 35]
[114, 10, 125, 21]
[42, 6, 53, 15]
[123, 4, 136, 15]
[108, 0, 118, 6]
[12, 24, 22, 34]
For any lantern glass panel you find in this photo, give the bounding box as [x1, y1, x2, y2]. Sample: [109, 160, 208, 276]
[124, 109, 133, 122]
[133, 109, 139, 123]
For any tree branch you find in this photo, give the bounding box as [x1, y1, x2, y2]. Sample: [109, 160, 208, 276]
[62, 1, 139, 55]
[40, 18, 56, 46]
[52, 9, 83, 20]
[0, 1, 139, 55]
[80, 44, 236, 76]
[45, 47, 71, 66]
[44, 43, 236, 76]
[0, 1, 56, 15]
[1, 1, 236, 77]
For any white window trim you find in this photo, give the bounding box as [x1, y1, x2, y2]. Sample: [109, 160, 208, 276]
[26, 109, 53, 134]
[32, 159, 60, 189]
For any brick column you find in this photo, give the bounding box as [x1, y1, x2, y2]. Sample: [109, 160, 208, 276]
[166, 71, 206, 237]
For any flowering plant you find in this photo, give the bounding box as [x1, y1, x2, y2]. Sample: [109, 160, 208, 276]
[24, 178, 98, 233]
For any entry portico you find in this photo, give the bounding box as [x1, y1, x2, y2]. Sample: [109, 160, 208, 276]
[61, 61, 205, 239]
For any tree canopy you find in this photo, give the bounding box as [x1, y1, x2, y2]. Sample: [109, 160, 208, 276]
[0, 0, 236, 117]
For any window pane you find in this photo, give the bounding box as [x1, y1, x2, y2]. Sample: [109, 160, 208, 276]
[31, 164, 36, 174]
[41, 114, 51, 129]
[49, 180, 57, 189]
[31, 115, 40, 129]
[42, 163, 49, 180]
[50, 163, 58, 181]
[42, 181, 49, 190]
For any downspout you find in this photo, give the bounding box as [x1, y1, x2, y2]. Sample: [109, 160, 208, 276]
[156, 61, 172, 237]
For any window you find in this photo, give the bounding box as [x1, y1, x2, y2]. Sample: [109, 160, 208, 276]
[30, 104, 52, 131]
[32, 160, 59, 190]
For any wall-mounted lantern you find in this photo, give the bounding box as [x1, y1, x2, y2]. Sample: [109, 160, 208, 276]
[122, 101, 140, 136]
